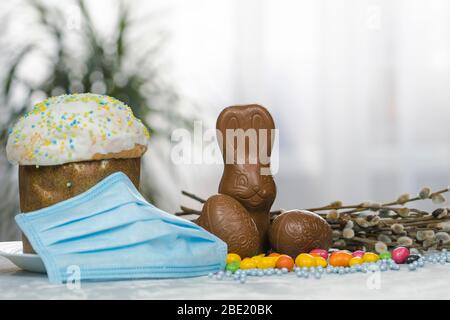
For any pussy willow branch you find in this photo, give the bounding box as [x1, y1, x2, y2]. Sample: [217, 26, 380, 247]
[179, 187, 448, 217]
[306, 187, 449, 213]
[311, 187, 449, 215]
[181, 190, 206, 204]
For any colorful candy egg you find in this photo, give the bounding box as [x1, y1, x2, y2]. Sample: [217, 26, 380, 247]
[251, 255, 264, 265]
[329, 251, 352, 267]
[226, 253, 242, 264]
[309, 248, 328, 260]
[379, 252, 391, 260]
[295, 253, 316, 268]
[352, 250, 365, 258]
[276, 255, 295, 271]
[392, 246, 410, 264]
[268, 252, 281, 257]
[405, 255, 420, 264]
[257, 257, 277, 269]
[363, 252, 379, 263]
[240, 258, 257, 269]
[314, 256, 328, 268]
[226, 261, 240, 272]
[349, 257, 364, 266]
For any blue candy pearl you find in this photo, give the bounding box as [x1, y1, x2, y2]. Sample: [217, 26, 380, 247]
[408, 264, 416, 271]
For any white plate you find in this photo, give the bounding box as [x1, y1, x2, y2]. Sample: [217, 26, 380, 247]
[0, 241, 46, 273]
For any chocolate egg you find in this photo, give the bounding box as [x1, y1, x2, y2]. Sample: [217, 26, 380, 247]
[269, 210, 332, 258]
[196, 194, 260, 258]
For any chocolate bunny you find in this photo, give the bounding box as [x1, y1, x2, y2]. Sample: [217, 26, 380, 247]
[197, 104, 276, 256]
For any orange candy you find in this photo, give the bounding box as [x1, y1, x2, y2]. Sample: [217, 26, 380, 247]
[275, 255, 294, 271]
[329, 251, 353, 267]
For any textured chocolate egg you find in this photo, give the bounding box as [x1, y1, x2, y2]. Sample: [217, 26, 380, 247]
[269, 210, 332, 258]
[196, 194, 260, 258]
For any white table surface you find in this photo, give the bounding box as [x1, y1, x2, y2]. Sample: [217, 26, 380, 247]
[1, 250, 450, 300]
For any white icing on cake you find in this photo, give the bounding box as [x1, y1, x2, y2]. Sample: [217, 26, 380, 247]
[6, 93, 150, 166]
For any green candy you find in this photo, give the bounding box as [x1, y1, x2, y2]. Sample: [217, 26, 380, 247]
[379, 252, 391, 260]
[226, 261, 240, 273]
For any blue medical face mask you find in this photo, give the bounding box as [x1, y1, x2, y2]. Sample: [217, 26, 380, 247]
[15, 172, 227, 284]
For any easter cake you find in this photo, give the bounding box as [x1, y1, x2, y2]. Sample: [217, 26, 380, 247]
[6, 93, 150, 253]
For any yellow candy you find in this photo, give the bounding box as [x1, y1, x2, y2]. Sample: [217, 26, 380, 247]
[240, 258, 257, 269]
[295, 253, 316, 268]
[349, 257, 364, 266]
[257, 257, 277, 269]
[226, 253, 242, 264]
[314, 256, 328, 267]
[363, 252, 379, 263]
[251, 255, 264, 264]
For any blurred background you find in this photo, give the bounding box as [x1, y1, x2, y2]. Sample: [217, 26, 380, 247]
[1, 0, 449, 241]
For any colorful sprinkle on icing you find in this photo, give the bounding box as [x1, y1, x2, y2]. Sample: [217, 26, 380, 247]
[6, 93, 150, 165]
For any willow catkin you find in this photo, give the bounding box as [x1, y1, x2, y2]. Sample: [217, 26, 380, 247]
[355, 217, 369, 228]
[397, 236, 413, 246]
[423, 230, 436, 241]
[326, 210, 339, 220]
[397, 194, 410, 204]
[435, 232, 450, 244]
[377, 233, 392, 244]
[343, 228, 355, 239]
[391, 223, 404, 234]
[416, 230, 425, 241]
[419, 187, 431, 199]
[397, 208, 410, 218]
[332, 230, 341, 240]
[375, 241, 388, 253]
[345, 220, 354, 229]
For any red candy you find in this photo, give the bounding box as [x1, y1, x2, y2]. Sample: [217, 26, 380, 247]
[309, 248, 328, 260]
[392, 246, 410, 264]
[352, 250, 365, 258]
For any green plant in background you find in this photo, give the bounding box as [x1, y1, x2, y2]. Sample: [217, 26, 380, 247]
[0, 0, 191, 240]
